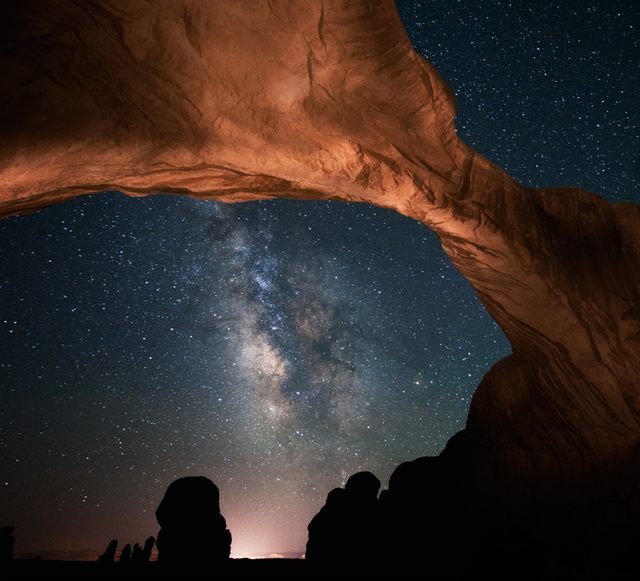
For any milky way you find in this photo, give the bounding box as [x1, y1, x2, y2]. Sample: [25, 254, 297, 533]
[0, 0, 638, 558]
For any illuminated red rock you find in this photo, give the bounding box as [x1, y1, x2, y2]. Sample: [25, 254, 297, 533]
[2, 0, 640, 493]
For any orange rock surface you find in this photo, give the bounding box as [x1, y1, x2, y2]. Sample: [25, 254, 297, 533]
[2, 0, 640, 486]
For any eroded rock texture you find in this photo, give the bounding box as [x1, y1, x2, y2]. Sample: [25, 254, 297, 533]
[2, 0, 640, 572]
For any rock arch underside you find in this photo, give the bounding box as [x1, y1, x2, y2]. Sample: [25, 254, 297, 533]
[2, 1, 640, 576]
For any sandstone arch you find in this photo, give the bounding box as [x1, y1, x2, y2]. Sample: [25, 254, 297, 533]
[2, 0, 640, 500]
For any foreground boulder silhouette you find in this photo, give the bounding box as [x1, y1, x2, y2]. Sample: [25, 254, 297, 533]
[306, 471, 383, 572]
[156, 476, 231, 567]
[382, 432, 490, 579]
[97, 539, 118, 564]
[0, 527, 14, 562]
[131, 536, 155, 563]
[385, 429, 640, 580]
[97, 536, 155, 564]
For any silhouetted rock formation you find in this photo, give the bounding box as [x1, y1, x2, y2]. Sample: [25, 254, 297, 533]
[118, 543, 131, 562]
[97, 536, 155, 567]
[383, 432, 489, 580]
[306, 471, 383, 572]
[97, 539, 118, 564]
[0, 527, 14, 562]
[131, 536, 155, 563]
[384, 430, 640, 580]
[3, 3, 640, 577]
[156, 476, 231, 567]
[306, 488, 345, 563]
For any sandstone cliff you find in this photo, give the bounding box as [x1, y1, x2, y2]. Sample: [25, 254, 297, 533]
[2, 0, 640, 526]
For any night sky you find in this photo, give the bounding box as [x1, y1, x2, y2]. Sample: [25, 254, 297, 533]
[1, 0, 638, 559]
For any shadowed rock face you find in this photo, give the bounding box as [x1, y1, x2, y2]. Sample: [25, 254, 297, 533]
[156, 476, 231, 565]
[2, 0, 640, 494]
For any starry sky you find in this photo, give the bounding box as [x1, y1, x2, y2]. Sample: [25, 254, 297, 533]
[0, 0, 638, 559]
